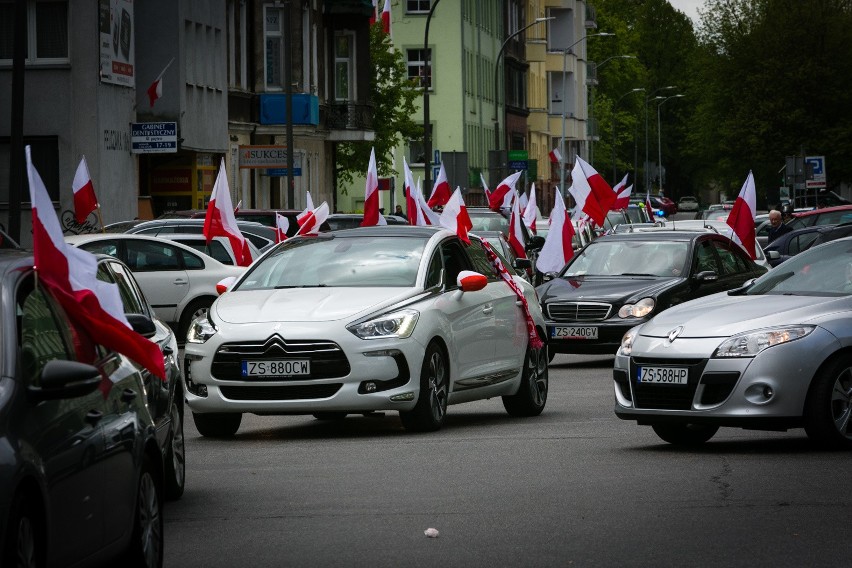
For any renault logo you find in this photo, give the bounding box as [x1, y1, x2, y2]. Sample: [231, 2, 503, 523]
[667, 326, 684, 343]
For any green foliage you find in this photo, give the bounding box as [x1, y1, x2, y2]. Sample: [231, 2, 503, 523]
[335, 25, 423, 185]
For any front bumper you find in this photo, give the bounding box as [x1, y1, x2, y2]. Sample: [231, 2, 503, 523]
[612, 327, 841, 428]
[546, 319, 645, 355]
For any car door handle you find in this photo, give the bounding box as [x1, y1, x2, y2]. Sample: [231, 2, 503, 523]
[174, 278, 188, 285]
[482, 305, 493, 315]
[85, 410, 104, 425]
[121, 389, 137, 402]
[515, 300, 524, 307]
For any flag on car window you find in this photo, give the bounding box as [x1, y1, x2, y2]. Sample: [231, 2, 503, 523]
[488, 171, 522, 212]
[204, 159, 253, 267]
[726, 171, 757, 259]
[536, 190, 575, 274]
[568, 156, 615, 226]
[427, 161, 451, 209]
[361, 147, 387, 227]
[522, 183, 538, 234]
[439, 188, 473, 244]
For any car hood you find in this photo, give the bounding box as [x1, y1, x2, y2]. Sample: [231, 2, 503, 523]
[538, 275, 681, 305]
[214, 287, 420, 324]
[639, 292, 852, 338]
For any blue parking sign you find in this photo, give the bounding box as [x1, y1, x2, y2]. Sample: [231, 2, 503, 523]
[805, 156, 826, 188]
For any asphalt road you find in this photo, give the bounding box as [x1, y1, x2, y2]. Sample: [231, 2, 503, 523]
[164, 354, 852, 567]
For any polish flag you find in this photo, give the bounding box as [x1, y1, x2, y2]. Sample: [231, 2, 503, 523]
[549, 147, 562, 164]
[275, 213, 289, 243]
[297, 202, 329, 236]
[726, 171, 758, 259]
[25, 146, 165, 379]
[645, 190, 655, 219]
[297, 191, 315, 226]
[536, 190, 575, 274]
[203, 159, 253, 267]
[361, 148, 386, 226]
[480, 172, 491, 201]
[508, 193, 527, 259]
[488, 171, 523, 211]
[369, 0, 377, 24]
[569, 156, 615, 226]
[381, 0, 391, 34]
[522, 183, 538, 234]
[234, 200, 242, 214]
[427, 162, 451, 209]
[415, 188, 440, 226]
[404, 159, 438, 226]
[72, 156, 98, 224]
[146, 58, 174, 108]
[611, 174, 631, 209]
[439, 187, 473, 244]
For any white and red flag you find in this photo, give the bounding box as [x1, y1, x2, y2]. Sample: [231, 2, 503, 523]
[361, 147, 387, 227]
[549, 147, 562, 164]
[297, 191, 315, 226]
[537, 190, 575, 274]
[611, 174, 631, 209]
[381, 0, 391, 34]
[439, 187, 473, 244]
[726, 171, 758, 259]
[146, 58, 174, 108]
[404, 159, 438, 226]
[568, 156, 615, 226]
[480, 172, 491, 201]
[522, 183, 538, 234]
[645, 190, 655, 220]
[25, 146, 165, 380]
[369, 0, 377, 24]
[72, 156, 98, 224]
[508, 192, 527, 259]
[234, 200, 242, 214]
[275, 213, 289, 243]
[488, 171, 523, 212]
[204, 159, 253, 267]
[427, 162, 451, 209]
[296, 202, 329, 236]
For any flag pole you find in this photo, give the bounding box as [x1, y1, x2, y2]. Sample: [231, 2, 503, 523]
[96, 204, 105, 233]
[156, 57, 175, 81]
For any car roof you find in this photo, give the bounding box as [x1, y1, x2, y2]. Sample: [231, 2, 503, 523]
[793, 204, 852, 217]
[64, 232, 231, 263]
[595, 230, 705, 242]
[317, 225, 444, 239]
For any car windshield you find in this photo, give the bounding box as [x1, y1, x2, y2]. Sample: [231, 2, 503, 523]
[747, 239, 852, 296]
[236, 235, 427, 289]
[468, 211, 509, 234]
[563, 240, 689, 277]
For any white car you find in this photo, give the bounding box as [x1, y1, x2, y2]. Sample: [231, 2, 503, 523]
[65, 233, 245, 339]
[183, 225, 549, 436]
[154, 233, 262, 266]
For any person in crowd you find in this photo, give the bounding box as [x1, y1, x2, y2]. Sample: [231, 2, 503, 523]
[394, 204, 407, 220]
[767, 209, 793, 243]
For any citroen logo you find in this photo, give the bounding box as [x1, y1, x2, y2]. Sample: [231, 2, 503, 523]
[667, 326, 683, 343]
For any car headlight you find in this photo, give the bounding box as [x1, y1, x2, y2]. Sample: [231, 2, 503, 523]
[618, 297, 655, 318]
[712, 326, 815, 358]
[186, 314, 217, 344]
[348, 309, 419, 340]
[618, 326, 640, 356]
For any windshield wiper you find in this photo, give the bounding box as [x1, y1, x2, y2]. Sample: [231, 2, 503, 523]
[274, 284, 328, 289]
[618, 272, 656, 276]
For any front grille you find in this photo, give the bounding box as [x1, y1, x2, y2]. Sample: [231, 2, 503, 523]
[699, 372, 740, 406]
[547, 302, 612, 322]
[211, 335, 350, 381]
[219, 384, 342, 401]
[629, 358, 709, 410]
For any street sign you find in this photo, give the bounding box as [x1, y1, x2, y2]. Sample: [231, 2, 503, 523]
[805, 155, 826, 188]
[239, 145, 289, 169]
[508, 150, 529, 161]
[508, 160, 528, 171]
[265, 168, 302, 177]
[131, 122, 177, 154]
[433, 149, 441, 164]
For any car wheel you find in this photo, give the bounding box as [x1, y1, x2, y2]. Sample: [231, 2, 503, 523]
[178, 297, 214, 343]
[503, 340, 549, 417]
[125, 456, 163, 568]
[313, 412, 348, 421]
[164, 401, 185, 500]
[651, 423, 718, 446]
[804, 357, 852, 449]
[192, 412, 242, 438]
[399, 341, 448, 432]
[3, 493, 44, 568]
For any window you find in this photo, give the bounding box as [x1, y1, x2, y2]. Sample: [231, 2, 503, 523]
[180, 249, 204, 270]
[125, 241, 182, 272]
[406, 0, 431, 14]
[440, 241, 472, 288]
[466, 241, 498, 282]
[333, 32, 355, 101]
[0, 0, 69, 63]
[407, 48, 432, 89]
[425, 252, 442, 289]
[19, 284, 74, 386]
[80, 239, 120, 258]
[99, 261, 147, 315]
[264, 5, 284, 89]
[408, 124, 433, 165]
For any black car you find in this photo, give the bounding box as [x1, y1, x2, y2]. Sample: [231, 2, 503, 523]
[762, 225, 836, 266]
[0, 251, 172, 567]
[536, 231, 768, 357]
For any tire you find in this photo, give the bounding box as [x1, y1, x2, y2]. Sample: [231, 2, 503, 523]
[192, 412, 242, 438]
[125, 456, 163, 568]
[178, 297, 214, 344]
[2, 493, 44, 568]
[313, 412, 348, 421]
[651, 423, 718, 446]
[163, 401, 186, 500]
[399, 341, 449, 432]
[503, 340, 549, 417]
[804, 357, 852, 449]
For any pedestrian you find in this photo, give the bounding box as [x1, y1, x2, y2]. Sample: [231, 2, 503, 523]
[766, 209, 792, 243]
[394, 204, 407, 220]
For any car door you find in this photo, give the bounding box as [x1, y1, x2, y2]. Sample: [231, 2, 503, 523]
[690, 238, 730, 296]
[123, 238, 189, 323]
[17, 281, 107, 565]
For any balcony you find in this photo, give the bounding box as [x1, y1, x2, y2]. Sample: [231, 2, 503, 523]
[324, 102, 376, 142]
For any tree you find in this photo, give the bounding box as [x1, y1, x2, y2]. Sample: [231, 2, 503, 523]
[335, 25, 423, 186]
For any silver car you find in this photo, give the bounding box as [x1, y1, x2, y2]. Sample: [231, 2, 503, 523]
[614, 237, 852, 448]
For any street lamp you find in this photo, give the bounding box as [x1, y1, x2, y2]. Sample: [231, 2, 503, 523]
[422, 0, 441, 193]
[610, 88, 644, 181]
[656, 94, 685, 193]
[558, 32, 614, 199]
[589, 55, 635, 167]
[644, 85, 677, 192]
[492, 17, 554, 152]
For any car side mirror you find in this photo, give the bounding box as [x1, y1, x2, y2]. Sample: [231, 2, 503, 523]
[526, 236, 546, 252]
[126, 313, 157, 339]
[513, 258, 532, 271]
[693, 270, 718, 282]
[28, 360, 102, 401]
[457, 271, 488, 292]
[216, 276, 237, 295]
[767, 250, 781, 260]
[542, 272, 557, 283]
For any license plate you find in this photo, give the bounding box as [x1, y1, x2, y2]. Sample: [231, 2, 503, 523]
[551, 326, 598, 339]
[637, 366, 688, 385]
[241, 360, 310, 377]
